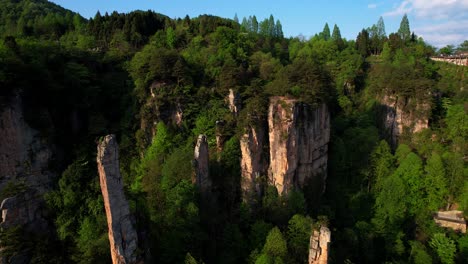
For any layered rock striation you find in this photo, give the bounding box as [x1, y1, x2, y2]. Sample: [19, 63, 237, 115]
[97, 135, 138, 264]
[268, 97, 330, 195]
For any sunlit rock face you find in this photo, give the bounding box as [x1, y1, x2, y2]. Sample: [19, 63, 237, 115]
[268, 96, 330, 196]
[240, 124, 267, 204]
[97, 135, 138, 264]
[380, 95, 429, 147]
[308, 226, 331, 264]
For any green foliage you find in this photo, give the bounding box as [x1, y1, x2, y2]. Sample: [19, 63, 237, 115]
[429, 233, 456, 264]
[261, 227, 288, 262]
[398, 14, 411, 41]
[286, 214, 312, 263]
[410, 241, 432, 264]
[45, 157, 110, 263]
[423, 153, 448, 211]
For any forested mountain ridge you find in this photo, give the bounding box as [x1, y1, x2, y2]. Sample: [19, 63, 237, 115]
[0, 0, 467, 263]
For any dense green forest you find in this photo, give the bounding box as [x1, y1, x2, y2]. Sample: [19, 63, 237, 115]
[0, 0, 467, 263]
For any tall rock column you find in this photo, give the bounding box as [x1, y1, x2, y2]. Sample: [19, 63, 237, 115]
[268, 97, 330, 195]
[193, 135, 211, 194]
[240, 125, 267, 204]
[97, 135, 138, 264]
[308, 226, 331, 264]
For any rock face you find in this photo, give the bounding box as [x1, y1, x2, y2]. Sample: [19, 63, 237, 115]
[240, 125, 267, 203]
[97, 135, 138, 264]
[308, 226, 331, 264]
[0, 95, 54, 194]
[381, 95, 429, 146]
[193, 135, 211, 194]
[0, 189, 48, 232]
[227, 89, 241, 115]
[434, 210, 467, 233]
[268, 97, 330, 195]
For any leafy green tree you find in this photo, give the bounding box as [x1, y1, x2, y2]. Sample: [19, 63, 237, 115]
[439, 45, 455, 55]
[410, 241, 432, 264]
[286, 214, 312, 263]
[398, 14, 411, 41]
[423, 153, 448, 211]
[258, 227, 288, 263]
[370, 140, 394, 193]
[429, 233, 456, 264]
[457, 40, 468, 52]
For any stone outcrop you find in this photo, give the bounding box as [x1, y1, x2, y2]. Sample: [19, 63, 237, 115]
[0, 189, 49, 264]
[97, 135, 139, 264]
[308, 226, 331, 264]
[434, 210, 466, 233]
[193, 135, 211, 194]
[0, 189, 48, 232]
[240, 125, 267, 204]
[268, 97, 330, 195]
[227, 89, 241, 115]
[0, 95, 54, 194]
[381, 95, 429, 146]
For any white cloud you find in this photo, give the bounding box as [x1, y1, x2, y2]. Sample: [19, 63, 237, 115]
[383, 0, 468, 46]
[368, 3, 378, 9]
[383, 1, 412, 17]
[415, 20, 468, 47]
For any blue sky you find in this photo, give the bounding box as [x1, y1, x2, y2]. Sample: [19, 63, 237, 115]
[50, 0, 468, 48]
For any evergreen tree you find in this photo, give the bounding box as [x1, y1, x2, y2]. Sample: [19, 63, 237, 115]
[252, 15, 259, 33]
[233, 13, 239, 24]
[321, 23, 331, 40]
[275, 19, 283, 38]
[398, 14, 411, 41]
[331, 24, 341, 41]
[356, 29, 370, 56]
[268, 15, 275, 37]
[376, 16, 386, 38]
[241, 17, 248, 32]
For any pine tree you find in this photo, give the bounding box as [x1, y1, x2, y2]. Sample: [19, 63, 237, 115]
[322, 23, 331, 40]
[241, 17, 248, 32]
[252, 15, 259, 33]
[398, 14, 411, 41]
[233, 13, 239, 24]
[331, 24, 341, 41]
[275, 19, 283, 38]
[377, 16, 386, 38]
[268, 15, 275, 36]
[356, 29, 370, 56]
